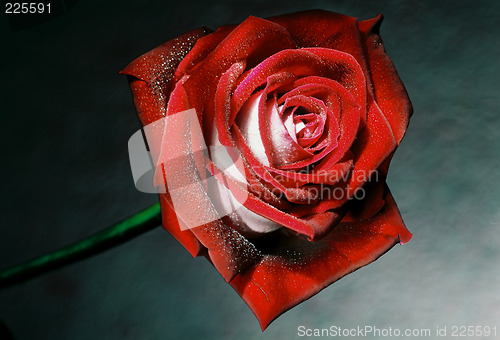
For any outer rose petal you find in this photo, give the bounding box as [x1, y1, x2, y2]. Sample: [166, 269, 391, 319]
[121, 29, 211, 258]
[120, 28, 210, 125]
[230, 188, 412, 330]
[268, 10, 367, 65]
[174, 25, 236, 81]
[159, 193, 203, 257]
[358, 15, 413, 143]
[345, 95, 397, 198]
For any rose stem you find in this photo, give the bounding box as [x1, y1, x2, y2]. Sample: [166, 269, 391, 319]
[0, 203, 162, 290]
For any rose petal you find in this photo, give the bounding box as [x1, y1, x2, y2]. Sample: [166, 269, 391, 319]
[120, 28, 209, 125]
[345, 95, 397, 198]
[234, 90, 270, 166]
[182, 16, 297, 132]
[279, 77, 362, 170]
[269, 10, 372, 123]
[174, 25, 235, 81]
[342, 154, 392, 222]
[230, 187, 412, 330]
[264, 157, 353, 188]
[261, 96, 314, 167]
[159, 193, 204, 257]
[233, 48, 364, 113]
[219, 170, 343, 240]
[291, 95, 397, 217]
[278, 95, 333, 152]
[155, 110, 262, 282]
[358, 15, 413, 143]
[268, 10, 368, 69]
[302, 48, 366, 118]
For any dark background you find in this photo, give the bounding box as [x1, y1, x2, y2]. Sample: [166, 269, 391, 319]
[1, 0, 499, 339]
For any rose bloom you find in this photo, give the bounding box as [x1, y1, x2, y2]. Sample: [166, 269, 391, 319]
[121, 10, 412, 329]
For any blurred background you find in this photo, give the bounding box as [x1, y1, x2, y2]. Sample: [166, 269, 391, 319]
[1, 0, 499, 339]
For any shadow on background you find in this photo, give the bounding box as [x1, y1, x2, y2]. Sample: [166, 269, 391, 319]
[0, 320, 15, 340]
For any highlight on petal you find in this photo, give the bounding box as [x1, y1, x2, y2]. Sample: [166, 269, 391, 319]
[235, 90, 270, 166]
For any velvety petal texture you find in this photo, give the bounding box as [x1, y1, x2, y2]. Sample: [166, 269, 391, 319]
[122, 9, 412, 330]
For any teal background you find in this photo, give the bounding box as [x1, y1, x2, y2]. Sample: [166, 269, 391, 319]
[1, 0, 499, 339]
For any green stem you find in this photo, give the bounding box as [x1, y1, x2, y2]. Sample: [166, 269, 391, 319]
[0, 203, 162, 290]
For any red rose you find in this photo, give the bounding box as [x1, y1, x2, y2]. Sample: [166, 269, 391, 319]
[121, 10, 412, 329]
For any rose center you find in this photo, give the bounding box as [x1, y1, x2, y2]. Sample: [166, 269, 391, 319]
[281, 104, 325, 149]
[236, 90, 335, 168]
